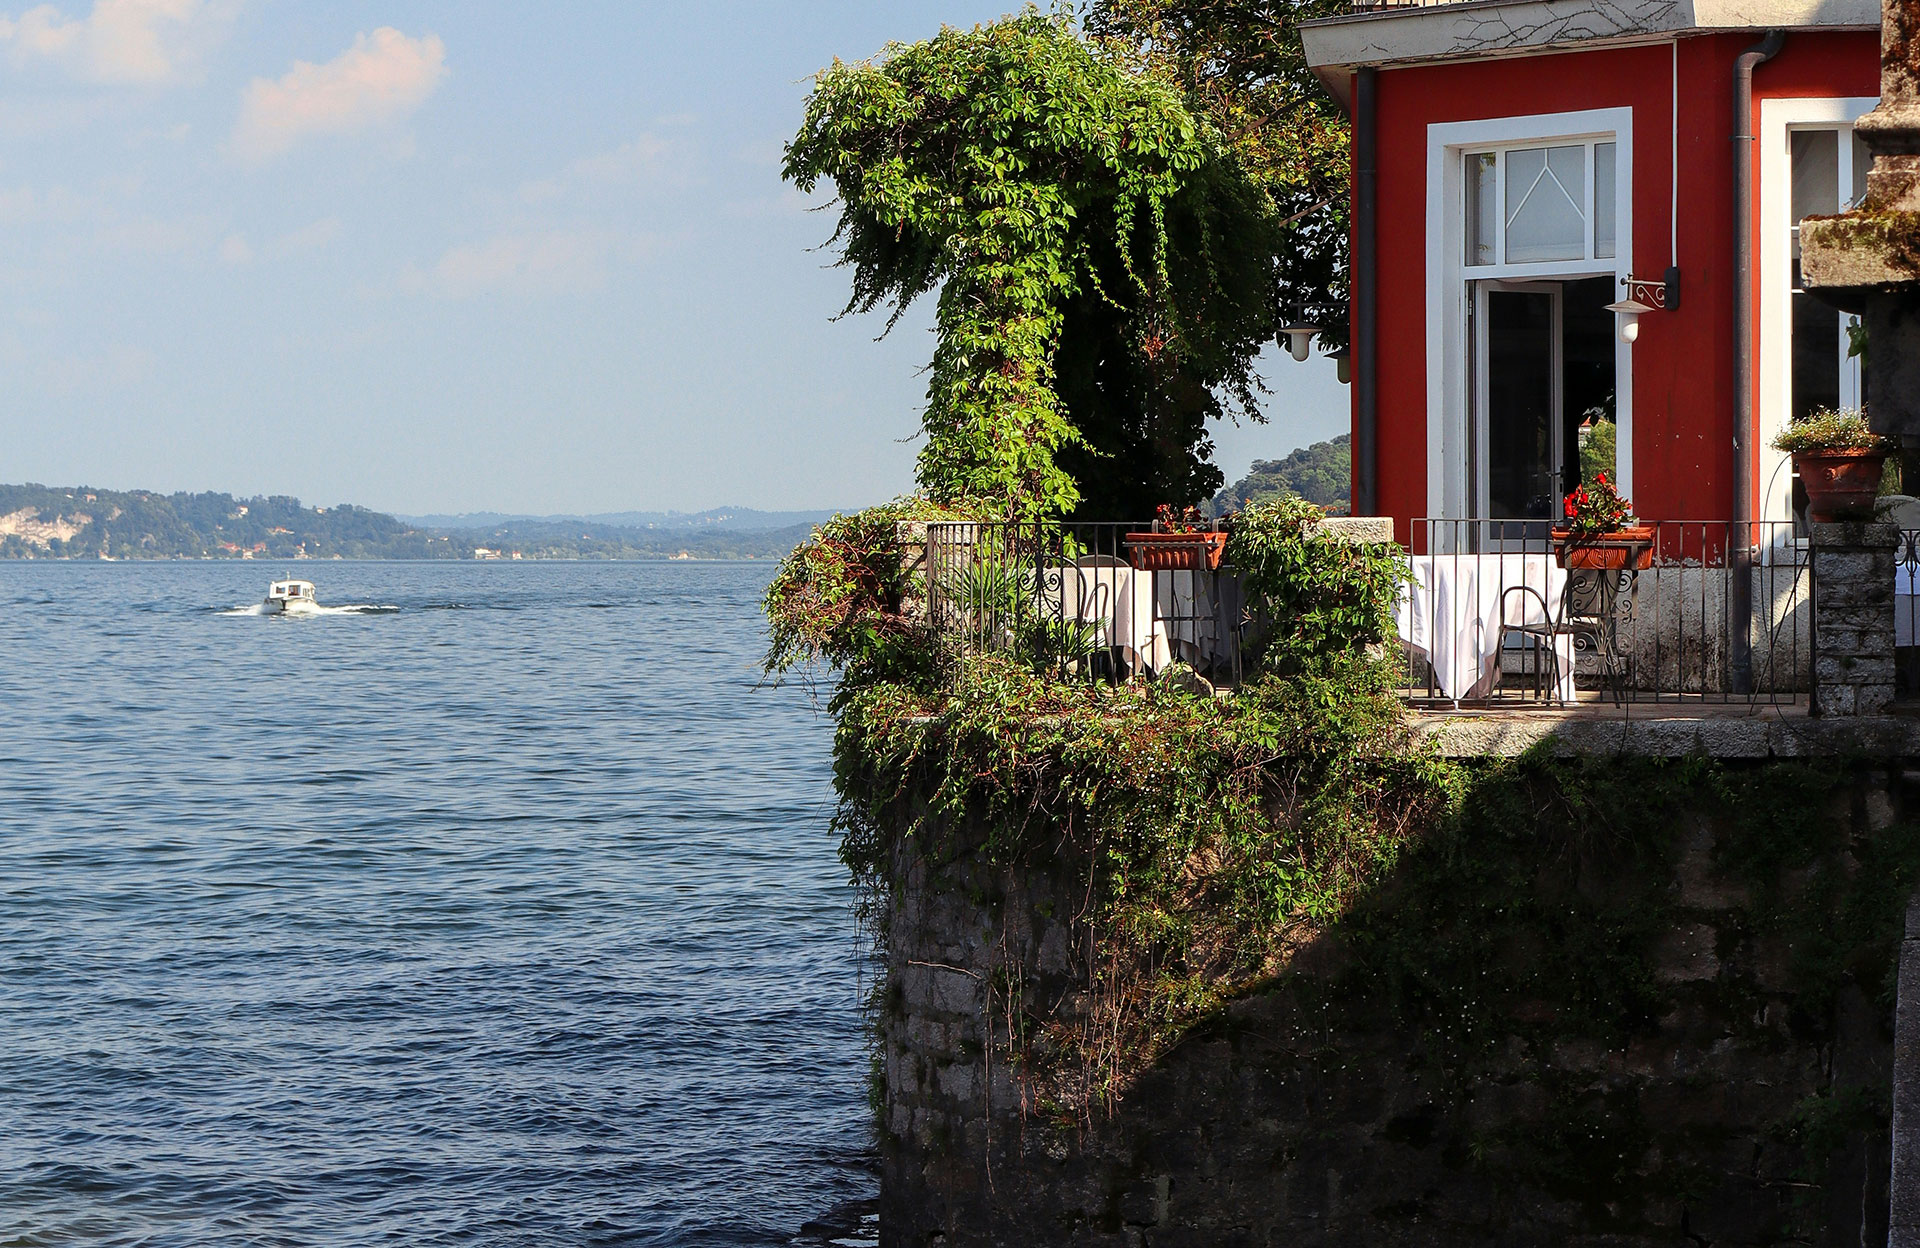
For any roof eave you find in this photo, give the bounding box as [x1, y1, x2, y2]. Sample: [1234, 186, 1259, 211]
[1302, 0, 1879, 109]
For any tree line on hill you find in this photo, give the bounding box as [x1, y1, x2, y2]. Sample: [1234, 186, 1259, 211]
[1211, 434, 1351, 516]
[0, 484, 814, 560]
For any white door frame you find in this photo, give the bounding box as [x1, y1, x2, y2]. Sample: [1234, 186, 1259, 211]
[1426, 107, 1635, 521]
[1473, 280, 1566, 522]
[1757, 96, 1879, 527]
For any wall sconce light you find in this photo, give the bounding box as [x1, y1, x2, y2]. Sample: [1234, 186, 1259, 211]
[1602, 296, 1653, 343]
[1603, 268, 1682, 344]
[1327, 344, 1351, 385]
[1278, 323, 1320, 363]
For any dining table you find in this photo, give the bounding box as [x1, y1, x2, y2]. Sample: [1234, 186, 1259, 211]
[1395, 551, 1575, 701]
[1051, 563, 1237, 677]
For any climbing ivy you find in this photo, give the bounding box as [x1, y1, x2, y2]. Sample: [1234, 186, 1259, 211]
[1224, 496, 1406, 674]
[785, 10, 1280, 519]
[1086, 0, 1355, 345]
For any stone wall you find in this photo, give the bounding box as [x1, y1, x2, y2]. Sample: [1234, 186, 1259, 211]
[1811, 521, 1899, 715]
[877, 762, 1911, 1247]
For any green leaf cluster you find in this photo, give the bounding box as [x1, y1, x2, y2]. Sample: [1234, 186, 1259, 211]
[761, 498, 962, 696]
[834, 651, 1445, 1111]
[786, 9, 1288, 520]
[1086, 0, 1354, 344]
[1224, 496, 1405, 675]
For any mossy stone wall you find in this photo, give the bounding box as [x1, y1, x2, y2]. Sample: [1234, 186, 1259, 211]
[878, 758, 1918, 1247]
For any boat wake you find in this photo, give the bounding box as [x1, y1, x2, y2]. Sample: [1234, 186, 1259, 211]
[221, 603, 397, 617]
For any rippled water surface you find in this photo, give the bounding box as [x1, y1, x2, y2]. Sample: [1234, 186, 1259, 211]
[0, 562, 869, 1247]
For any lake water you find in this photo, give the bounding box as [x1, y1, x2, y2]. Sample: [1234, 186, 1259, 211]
[0, 561, 872, 1247]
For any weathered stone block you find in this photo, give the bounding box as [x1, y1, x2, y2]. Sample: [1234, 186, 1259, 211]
[1818, 653, 1896, 686]
[1654, 923, 1721, 983]
[1313, 515, 1394, 545]
[877, 767, 1903, 1247]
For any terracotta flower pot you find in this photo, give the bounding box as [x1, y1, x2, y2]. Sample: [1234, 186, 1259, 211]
[1124, 531, 1227, 571]
[1793, 448, 1890, 522]
[1550, 524, 1656, 570]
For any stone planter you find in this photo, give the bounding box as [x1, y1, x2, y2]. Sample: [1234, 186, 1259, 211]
[1124, 530, 1226, 571]
[1551, 524, 1655, 570]
[1793, 448, 1891, 522]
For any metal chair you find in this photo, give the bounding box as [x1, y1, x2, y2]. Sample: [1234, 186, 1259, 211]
[1499, 571, 1635, 705]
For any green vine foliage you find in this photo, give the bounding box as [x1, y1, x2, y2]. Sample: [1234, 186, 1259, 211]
[761, 499, 960, 701]
[1225, 496, 1407, 675]
[785, 10, 1281, 520]
[1086, 0, 1355, 347]
[835, 652, 1448, 1112]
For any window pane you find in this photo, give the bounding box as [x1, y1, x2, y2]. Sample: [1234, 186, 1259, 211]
[1792, 287, 1840, 422]
[1594, 142, 1616, 259]
[1486, 290, 1558, 519]
[1790, 129, 1838, 224]
[1465, 152, 1497, 266]
[1851, 130, 1871, 207]
[1505, 144, 1586, 263]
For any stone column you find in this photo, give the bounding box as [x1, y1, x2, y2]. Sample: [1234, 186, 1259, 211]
[1802, 0, 1920, 476]
[896, 520, 934, 630]
[1810, 521, 1898, 715]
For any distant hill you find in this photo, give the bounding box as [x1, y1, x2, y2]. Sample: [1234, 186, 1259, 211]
[439, 518, 817, 560]
[0, 484, 469, 560]
[0, 485, 827, 560]
[399, 507, 841, 532]
[1212, 435, 1351, 516]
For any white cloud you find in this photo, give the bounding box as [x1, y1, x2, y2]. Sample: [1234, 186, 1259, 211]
[93, 214, 194, 255]
[0, 0, 235, 85]
[0, 182, 108, 227]
[231, 27, 446, 161]
[515, 133, 678, 204]
[275, 216, 339, 253]
[399, 229, 659, 298]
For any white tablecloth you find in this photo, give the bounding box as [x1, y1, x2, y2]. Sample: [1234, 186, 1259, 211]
[1395, 553, 1574, 701]
[1054, 565, 1227, 675]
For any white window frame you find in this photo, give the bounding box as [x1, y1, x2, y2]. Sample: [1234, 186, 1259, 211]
[1757, 96, 1878, 527]
[1426, 108, 1634, 522]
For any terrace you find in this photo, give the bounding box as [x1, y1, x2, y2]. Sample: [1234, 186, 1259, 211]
[916, 515, 1920, 719]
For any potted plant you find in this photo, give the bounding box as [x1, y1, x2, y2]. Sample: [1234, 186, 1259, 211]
[1126, 504, 1227, 571]
[1551, 473, 1654, 569]
[1770, 406, 1892, 522]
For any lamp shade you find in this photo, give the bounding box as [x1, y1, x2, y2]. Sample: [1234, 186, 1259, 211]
[1278, 324, 1320, 363]
[1602, 298, 1652, 344]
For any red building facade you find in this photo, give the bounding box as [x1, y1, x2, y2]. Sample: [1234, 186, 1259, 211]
[1303, 2, 1880, 541]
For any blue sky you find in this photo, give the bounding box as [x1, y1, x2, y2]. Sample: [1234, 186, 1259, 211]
[0, 1, 1347, 515]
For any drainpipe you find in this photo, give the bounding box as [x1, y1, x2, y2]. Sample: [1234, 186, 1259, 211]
[1730, 30, 1784, 695]
[1354, 66, 1379, 518]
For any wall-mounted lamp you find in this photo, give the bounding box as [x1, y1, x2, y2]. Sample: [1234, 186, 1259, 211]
[1327, 344, 1351, 385]
[1278, 323, 1321, 363]
[1603, 267, 1683, 344]
[1602, 296, 1653, 343]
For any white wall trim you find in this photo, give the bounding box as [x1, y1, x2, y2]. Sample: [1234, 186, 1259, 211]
[1425, 106, 1634, 519]
[1757, 96, 1879, 526]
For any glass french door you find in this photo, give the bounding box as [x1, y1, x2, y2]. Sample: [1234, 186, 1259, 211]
[1473, 280, 1564, 540]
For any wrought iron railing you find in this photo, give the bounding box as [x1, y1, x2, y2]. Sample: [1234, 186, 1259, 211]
[920, 517, 1815, 707]
[1399, 519, 1809, 707]
[1896, 529, 1920, 698]
[923, 520, 1243, 687]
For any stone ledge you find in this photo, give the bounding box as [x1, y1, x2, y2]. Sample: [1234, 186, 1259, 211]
[1802, 212, 1920, 294]
[1313, 515, 1394, 544]
[1412, 708, 1920, 757]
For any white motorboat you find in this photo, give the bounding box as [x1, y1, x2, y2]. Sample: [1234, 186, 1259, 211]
[262, 578, 318, 614]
